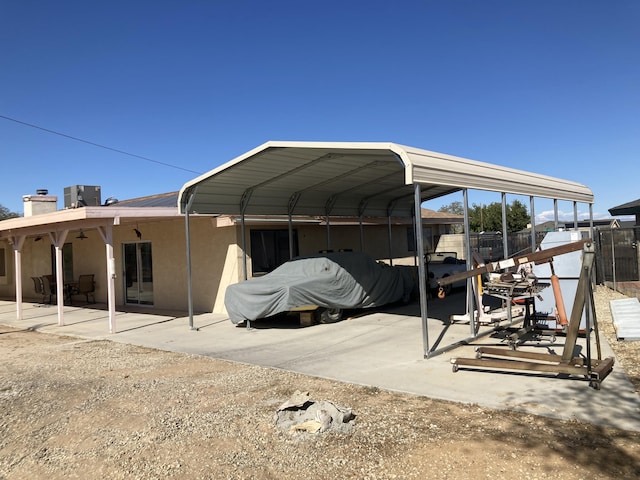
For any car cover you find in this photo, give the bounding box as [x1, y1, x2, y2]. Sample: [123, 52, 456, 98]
[224, 252, 416, 324]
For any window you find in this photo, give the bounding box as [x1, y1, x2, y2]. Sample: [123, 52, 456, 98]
[0, 247, 6, 284]
[250, 229, 298, 275]
[0, 247, 5, 276]
[123, 241, 153, 305]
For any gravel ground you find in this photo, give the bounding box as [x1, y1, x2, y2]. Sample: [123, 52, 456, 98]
[1, 285, 639, 479]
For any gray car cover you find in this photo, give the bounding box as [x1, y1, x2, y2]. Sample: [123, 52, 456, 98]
[224, 252, 416, 324]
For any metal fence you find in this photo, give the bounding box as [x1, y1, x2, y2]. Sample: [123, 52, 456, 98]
[594, 226, 640, 285]
[467, 231, 547, 262]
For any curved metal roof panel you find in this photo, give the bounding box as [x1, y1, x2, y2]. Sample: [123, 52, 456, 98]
[179, 141, 593, 218]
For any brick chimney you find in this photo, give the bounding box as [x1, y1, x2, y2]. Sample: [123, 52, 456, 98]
[23, 189, 58, 217]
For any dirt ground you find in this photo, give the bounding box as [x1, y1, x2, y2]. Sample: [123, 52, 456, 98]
[1, 286, 640, 479]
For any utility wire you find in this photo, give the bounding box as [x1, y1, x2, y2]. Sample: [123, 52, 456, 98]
[0, 114, 202, 175]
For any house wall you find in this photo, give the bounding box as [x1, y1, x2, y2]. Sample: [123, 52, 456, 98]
[0, 217, 441, 315]
[0, 217, 233, 314]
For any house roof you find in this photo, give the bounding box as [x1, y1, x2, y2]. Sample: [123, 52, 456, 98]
[609, 198, 640, 216]
[178, 141, 594, 218]
[110, 191, 179, 208]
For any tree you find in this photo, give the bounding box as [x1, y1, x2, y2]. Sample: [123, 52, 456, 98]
[0, 204, 21, 220]
[438, 201, 464, 216]
[437, 201, 464, 233]
[440, 200, 529, 233]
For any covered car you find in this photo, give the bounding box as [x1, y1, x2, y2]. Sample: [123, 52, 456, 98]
[224, 251, 417, 324]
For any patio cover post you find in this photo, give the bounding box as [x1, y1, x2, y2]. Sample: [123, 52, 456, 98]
[414, 184, 430, 358]
[10, 236, 25, 320]
[554, 199, 559, 231]
[98, 224, 117, 334]
[49, 230, 69, 326]
[573, 201, 579, 230]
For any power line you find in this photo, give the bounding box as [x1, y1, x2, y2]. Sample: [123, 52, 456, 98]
[0, 114, 202, 175]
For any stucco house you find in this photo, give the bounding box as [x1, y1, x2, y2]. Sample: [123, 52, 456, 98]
[1, 141, 595, 357]
[0, 188, 461, 317]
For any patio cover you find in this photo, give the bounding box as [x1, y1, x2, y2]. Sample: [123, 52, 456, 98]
[178, 141, 594, 217]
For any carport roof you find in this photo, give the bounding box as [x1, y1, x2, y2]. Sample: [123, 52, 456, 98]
[178, 141, 594, 218]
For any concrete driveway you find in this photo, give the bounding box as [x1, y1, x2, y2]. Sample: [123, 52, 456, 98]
[1, 291, 639, 432]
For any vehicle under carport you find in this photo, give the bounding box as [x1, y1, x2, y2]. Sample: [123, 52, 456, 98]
[178, 141, 595, 358]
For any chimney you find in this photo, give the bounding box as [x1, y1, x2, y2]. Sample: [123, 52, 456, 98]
[23, 189, 58, 217]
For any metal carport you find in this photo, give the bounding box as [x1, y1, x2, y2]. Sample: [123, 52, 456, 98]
[178, 141, 594, 357]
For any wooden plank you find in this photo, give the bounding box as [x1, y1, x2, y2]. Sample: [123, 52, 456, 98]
[438, 239, 591, 286]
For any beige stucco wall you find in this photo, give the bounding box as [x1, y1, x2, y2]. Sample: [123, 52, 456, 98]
[0, 217, 236, 314]
[0, 217, 438, 315]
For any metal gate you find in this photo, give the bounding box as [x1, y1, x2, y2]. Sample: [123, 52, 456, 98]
[595, 227, 640, 284]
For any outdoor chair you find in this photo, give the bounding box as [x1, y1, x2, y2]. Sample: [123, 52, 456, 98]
[75, 274, 95, 304]
[41, 275, 56, 304]
[31, 276, 45, 303]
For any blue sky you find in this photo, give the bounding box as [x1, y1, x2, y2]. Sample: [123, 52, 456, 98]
[1, 1, 638, 223]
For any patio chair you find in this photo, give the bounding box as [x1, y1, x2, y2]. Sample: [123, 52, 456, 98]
[75, 274, 95, 304]
[41, 275, 56, 304]
[31, 276, 45, 303]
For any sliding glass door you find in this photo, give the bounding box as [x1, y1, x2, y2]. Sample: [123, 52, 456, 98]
[123, 242, 153, 305]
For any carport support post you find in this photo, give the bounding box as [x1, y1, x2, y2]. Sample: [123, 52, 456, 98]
[554, 199, 559, 231]
[530, 196, 536, 253]
[288, 213, 294, 260]
[183, 190, 196, 330]
[463, 189, 475, 336]
[325, 214, 331, 252]
[387, 215, 393, 266]
[414, 184, 430, 358]
[501, 193, 508, 257]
